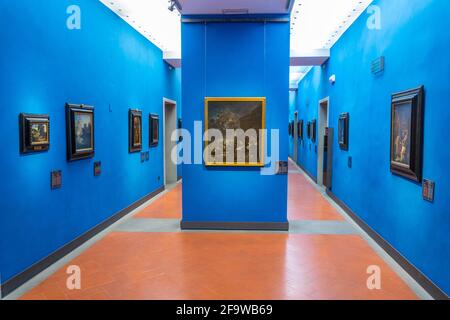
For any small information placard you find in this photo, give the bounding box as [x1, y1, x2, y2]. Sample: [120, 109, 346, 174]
[422, 179, 435, 202]
[51, 170, 62, 190]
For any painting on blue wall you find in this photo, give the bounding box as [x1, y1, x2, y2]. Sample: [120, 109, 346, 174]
[149, 114, 159, 147]
[390, 86, 424, 182]
[129, 109, 142, 153]
[66, 104, 95, 161]
[338, 113, 349, 150]
[311, 119, 317, 143]
[298, 120, 304, 140]
[19, 113, 50, 154]
[306, 122, 311, 139]
[204, 98, 265, 167]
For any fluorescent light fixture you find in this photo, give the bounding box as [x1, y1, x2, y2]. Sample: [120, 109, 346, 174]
[290, 0, 373, 52]
[290, 66, 312, 88]
[99, 0, 181, 56]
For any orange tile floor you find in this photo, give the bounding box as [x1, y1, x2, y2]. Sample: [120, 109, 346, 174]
[18, 160, 419, 300]
[135, 184, 182, 219]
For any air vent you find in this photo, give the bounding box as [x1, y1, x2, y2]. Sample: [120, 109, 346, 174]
[222, 9, 249, 15]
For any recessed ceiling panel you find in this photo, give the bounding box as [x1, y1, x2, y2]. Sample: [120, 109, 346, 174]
[177, 0, 292, 15]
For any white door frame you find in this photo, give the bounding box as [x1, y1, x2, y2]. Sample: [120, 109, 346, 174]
[163, 97, 177, 186]
[317, 97, 329, 186]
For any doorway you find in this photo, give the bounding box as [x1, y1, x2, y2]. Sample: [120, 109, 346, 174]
[293, 111, 298, 163]
[317, 98, 329, 187]
[163, 98, 177, 186]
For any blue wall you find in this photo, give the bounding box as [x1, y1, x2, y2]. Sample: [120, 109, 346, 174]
[290, 0, 450, 295]
[0, 0, 181, 284]
[181, 20, 289, 223]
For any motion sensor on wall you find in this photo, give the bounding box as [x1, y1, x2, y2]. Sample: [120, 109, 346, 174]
[329, 74, 336, 85]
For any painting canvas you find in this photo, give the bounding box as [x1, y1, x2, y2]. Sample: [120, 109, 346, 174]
[150, 114, 159, 147]
[74, 112, 93, 152]
[205, 98, 265, 166]
[298, 120, 303, 139]
[129, 109, 142, 153]
[390, 86, 424, 182]
[20, 114, 50, 154]
[338, 113, 349, 150]
[311, 119, 317, 143]
[66, 104, 94, 161]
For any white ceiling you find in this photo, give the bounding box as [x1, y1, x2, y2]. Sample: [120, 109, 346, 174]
[176, 0, 292, 15]
[100, 0, 373, 82]
[99, 0, 181, 54]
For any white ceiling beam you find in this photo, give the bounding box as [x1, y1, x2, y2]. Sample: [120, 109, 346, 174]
[290, 49, 330, 66]
[163, 49, 330, 69]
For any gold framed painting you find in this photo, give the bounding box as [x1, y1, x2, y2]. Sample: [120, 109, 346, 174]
[204, 97, 266, 167]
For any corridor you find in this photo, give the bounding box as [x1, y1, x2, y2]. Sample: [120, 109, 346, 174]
[12, 161, 422, 300]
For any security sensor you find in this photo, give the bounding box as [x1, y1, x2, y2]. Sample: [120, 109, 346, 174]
[168, 0, 176, 12]
[329, 74, 336, 85]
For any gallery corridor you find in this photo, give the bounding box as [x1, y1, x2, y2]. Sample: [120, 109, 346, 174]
[9, 160, 423, 300]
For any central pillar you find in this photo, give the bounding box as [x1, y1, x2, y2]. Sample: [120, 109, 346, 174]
[181, 16, 290, 230]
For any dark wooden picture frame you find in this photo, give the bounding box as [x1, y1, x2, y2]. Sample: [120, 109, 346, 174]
[311, 119, 317, 143]
[66, 104, 95, 161]
[338, 113, 349, 150]
[298, 120, 304, 140]
[149, 114, 159, 147]
[129, 109, 142, 153]
[306, 121, 311, 139]
[390, 86, 424, 182]
[19, 113, 50, 154]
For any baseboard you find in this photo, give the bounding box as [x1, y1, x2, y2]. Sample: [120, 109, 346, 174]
[326, 189, 449, 300]
[0, 186, 165, 298]
[180, 221, 289, 231]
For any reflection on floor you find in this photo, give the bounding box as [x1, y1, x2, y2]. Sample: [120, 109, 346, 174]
[17, 160, 421, 300]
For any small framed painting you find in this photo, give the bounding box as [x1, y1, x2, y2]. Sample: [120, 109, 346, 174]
[390, 86, 424, 182]
[338, 113, 349, 150]
[298, 120, 304, 139]
[66, 104, 94, 161]
[129, 109, 143, 153]
[19, 113, 50, 154]
[311, 119, 317, 143]
[178, 118, 183, 142]
[149, 114, 159, 147]
[306, 121, 311, 139]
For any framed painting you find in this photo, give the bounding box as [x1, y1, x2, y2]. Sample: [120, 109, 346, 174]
[204, 97, 266, 167]
[19, 113, 50, 154]
[66, 104, 94, 161]
[298, 120, 304, 139]
[306, 121, 311, 139]
[311, 119, 317, 143]
[338, 113, 349, 150]
[390, 86, 424, 182]
[149, 114, 159, 147]
[129, 109, 142, 153]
